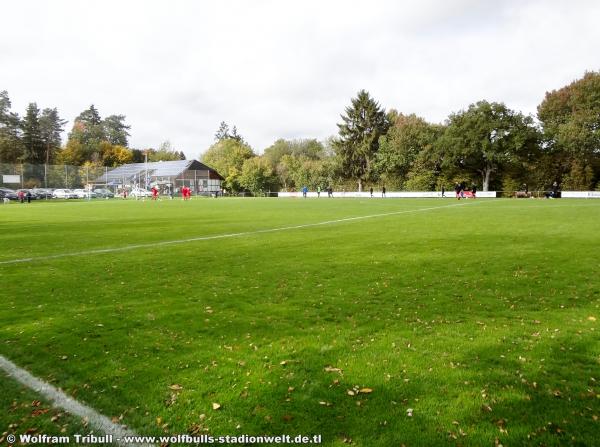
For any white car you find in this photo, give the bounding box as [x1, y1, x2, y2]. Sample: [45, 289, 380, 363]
[73, 189, 96, 199]
[52, 189, 78, 199]
[130, 188, 152, 198]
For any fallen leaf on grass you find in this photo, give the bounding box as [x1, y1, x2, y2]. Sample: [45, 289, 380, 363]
[318, 401, 332, 406]
[324, 366, 342, 374]
[168, 384, 183, 391]
[552, 389, 562, 398]
[359, 388, 373, 394]
[212, 403, 221, 410]
[588, 316, 596, 321]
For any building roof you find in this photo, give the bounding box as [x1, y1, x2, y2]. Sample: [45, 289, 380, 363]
[97, 160, 223, 183]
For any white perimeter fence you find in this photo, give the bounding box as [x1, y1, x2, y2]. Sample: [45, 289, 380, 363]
[277, 191, 600, 199]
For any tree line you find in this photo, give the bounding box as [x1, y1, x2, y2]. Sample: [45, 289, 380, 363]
[202, 71, 600, 194]
[0, 99, 184, 168]
[2, 71, 599, 193]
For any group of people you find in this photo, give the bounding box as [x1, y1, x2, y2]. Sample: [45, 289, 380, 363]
[149, 185, 190, 200]
[17, 190, 32, 203]
[453, 182, 477, 200]
[180, 186, 192, 200]
[303, 186, 335, 198]
[369, 187, 386, 197]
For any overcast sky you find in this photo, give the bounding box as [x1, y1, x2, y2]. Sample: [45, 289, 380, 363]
[2, 0, 599, 159]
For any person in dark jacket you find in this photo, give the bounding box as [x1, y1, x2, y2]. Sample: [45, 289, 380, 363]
[454, 182, 461, 200]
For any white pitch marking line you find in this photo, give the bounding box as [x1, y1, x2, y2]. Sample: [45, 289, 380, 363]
[0, 201, 476, 266]
[0, 355, 154, 447]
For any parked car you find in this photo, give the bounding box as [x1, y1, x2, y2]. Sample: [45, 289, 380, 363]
[93, 188, 115, 198]
[32, 188, 54, 199]
[130, 187, 152, 198]
[52, 189, 78, 199]
[0, 188, 18, 201]
[73, 189, 98, 199]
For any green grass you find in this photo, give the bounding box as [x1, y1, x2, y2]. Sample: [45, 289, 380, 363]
[1, 198, 599, 446]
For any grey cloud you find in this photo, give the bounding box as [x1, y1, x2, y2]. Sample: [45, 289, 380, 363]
[2, 0, 599, 158]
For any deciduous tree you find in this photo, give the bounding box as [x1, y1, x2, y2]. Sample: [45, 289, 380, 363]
[441, 101, 538, 191]
[375, 113, 443, 189]
[239, 156, 277, 195]
[201, 138, 255, 192]
[537, 71, 600, 189]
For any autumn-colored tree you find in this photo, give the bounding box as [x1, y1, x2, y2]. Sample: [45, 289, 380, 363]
[537, 71, 600, 189]
[102, 144, 134, 167]
[201, 138, 255, 192]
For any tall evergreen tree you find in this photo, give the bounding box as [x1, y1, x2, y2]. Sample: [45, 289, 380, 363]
[39, 108, 67, 164]
[77, 104, 102, 126]
[68, 105, 106, 162]
[334, 90, 389, 191]
[103, 114, 131, 146]
[21, 102, 45, 164]
[230, 125, 245, 143]
[0, 90, 23, 163]
[215, 121, 230, 141]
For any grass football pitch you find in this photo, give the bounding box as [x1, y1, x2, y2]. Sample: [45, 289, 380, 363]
[1, 197, 599, 446]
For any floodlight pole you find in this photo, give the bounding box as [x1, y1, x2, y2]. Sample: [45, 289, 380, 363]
[145, 151, 148, 189]
[86, 166, 90, 200]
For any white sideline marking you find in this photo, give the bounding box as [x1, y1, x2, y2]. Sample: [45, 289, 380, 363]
[0, 355, 153, 447]
[0, 202, 475, 266]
